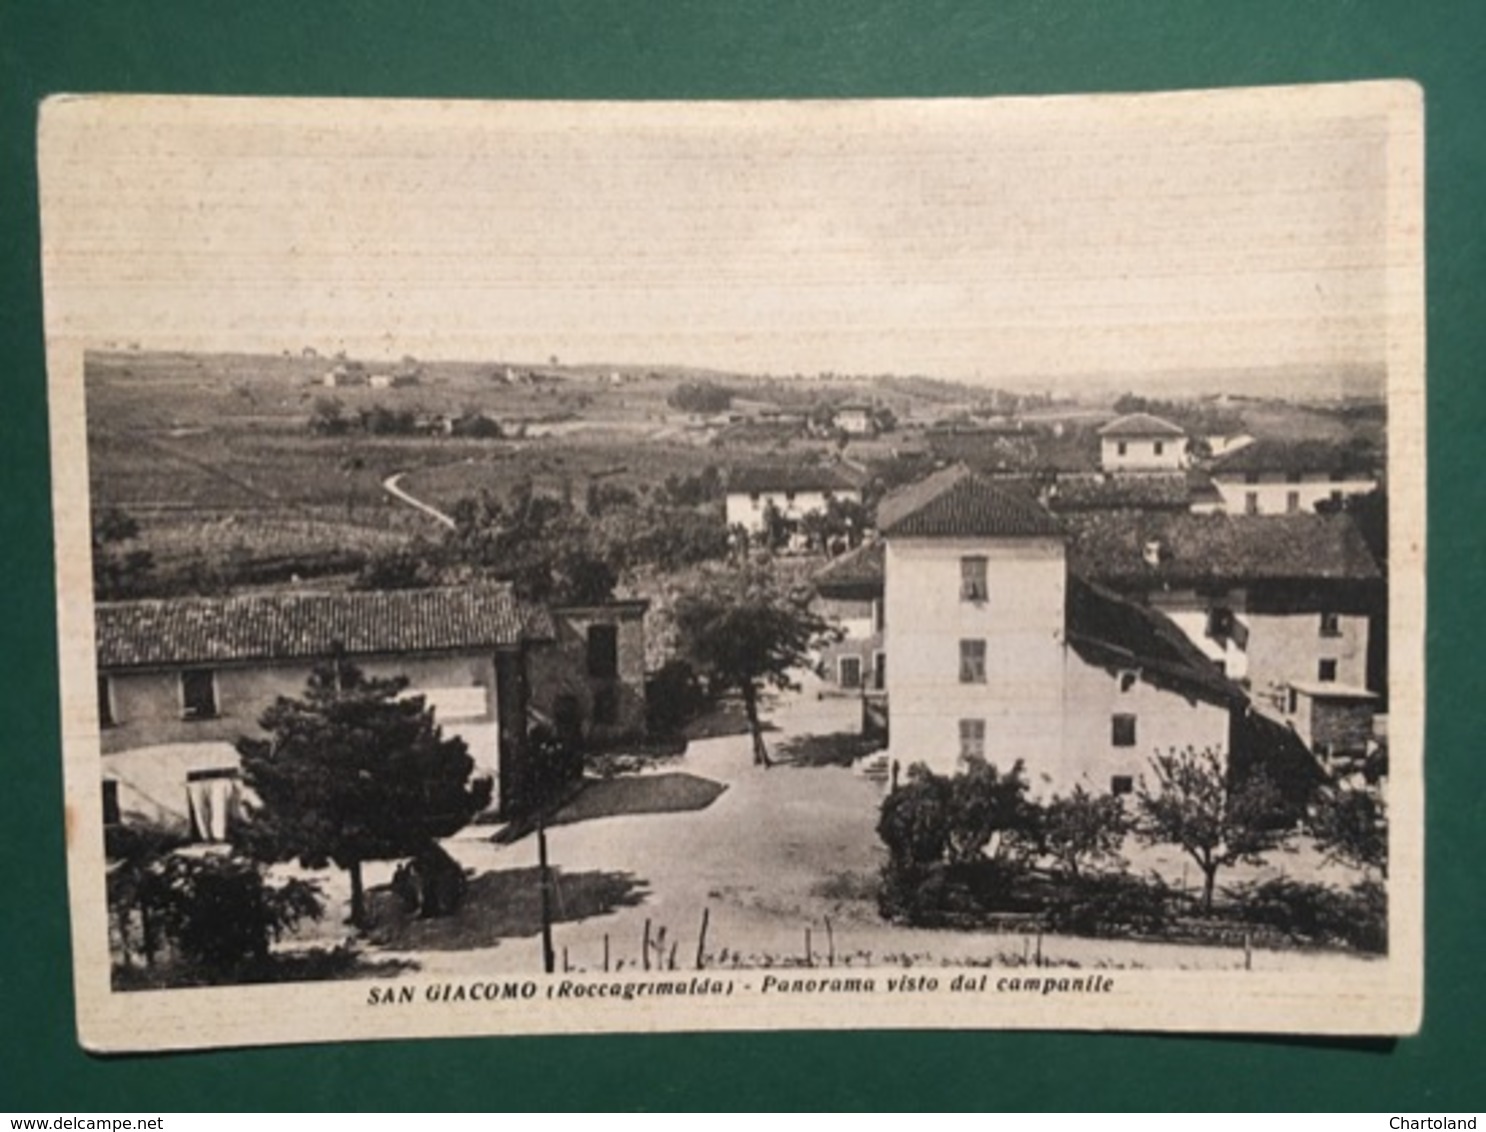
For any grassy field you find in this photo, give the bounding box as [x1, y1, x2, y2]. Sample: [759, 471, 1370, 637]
[85, 349, 1386, 596]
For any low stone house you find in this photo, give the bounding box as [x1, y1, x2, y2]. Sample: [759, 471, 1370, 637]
[94, 586, 647, 837]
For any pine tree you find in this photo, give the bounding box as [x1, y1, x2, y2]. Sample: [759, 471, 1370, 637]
[236, 655, 492, 927]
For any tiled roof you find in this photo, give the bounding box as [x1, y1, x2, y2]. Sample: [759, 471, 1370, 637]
[1098, 412, 1187, 438]
[878, 464, 1063, 539]
[813, 541, 885, 595]
[1047, 472, 1210, 512]
[1066, 576, 1242, 707]
[1210, 438, 1380, 477]
[727, 463, 862, 496]
[97, 586, 532, 669]
[1065, 511, 1382, 586]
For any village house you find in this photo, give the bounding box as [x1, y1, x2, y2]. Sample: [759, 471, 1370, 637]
[868, 465, 1240, 795]
[1064, 510, 1384, 732]
[1208, 438, 1380, 515]
[94, 586, 647, 838]
[724, 464, 862, 539]
[1279, 681, 1379, 763]
[812, 540, 886, 694]
[1097, 413, 1188, 473]
[833, 402, 877, 437]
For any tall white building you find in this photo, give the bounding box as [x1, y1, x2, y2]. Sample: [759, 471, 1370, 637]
[877, 465, 1236, 795]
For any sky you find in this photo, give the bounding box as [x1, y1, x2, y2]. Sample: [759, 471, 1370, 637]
[39, 87, 1413, 391]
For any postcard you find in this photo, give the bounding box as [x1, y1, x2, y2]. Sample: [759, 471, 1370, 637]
[39, 82, 1423, 1050]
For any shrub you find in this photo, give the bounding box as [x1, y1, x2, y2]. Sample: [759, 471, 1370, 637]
[644, 658, 711, 737]
[155, 854, 324, 971]
[1229, 876, 1387, 954]
[1044, 871, 1174, 938]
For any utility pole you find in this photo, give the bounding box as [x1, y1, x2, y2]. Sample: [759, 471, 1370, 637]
[537, 815, 555, 975]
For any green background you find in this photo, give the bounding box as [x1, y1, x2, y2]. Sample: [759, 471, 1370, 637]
[2, 0, 1481, 1111]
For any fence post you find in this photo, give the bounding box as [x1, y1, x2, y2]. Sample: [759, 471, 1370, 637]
[695, 907, 710, 971]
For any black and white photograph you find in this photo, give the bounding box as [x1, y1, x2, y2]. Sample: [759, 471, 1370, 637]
[39, 83, 1423, 1049]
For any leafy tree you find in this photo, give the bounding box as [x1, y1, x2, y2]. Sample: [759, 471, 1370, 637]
[877, 765, 953, 869]
[1137, 747, 1289, 913]
[92, 505, 155, 599]
[309, 396, 351, 435]
[758, 499, 792, 553]
[236, 657, 492, 928]
[1037, 785, 1129, 878]
[1310, 777, 1387, 879]
[672, 566, 839, 766]
[667, 381, 734, 414]
[943, 758, 1035, 864]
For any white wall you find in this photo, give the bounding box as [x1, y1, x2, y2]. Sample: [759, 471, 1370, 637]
[724, 488, 860, 533]
[884, 537, 1068, 782]
[1059, 657, 1230, 796]
[1212, 472, 1378, 515]
[1100, 436, 1185, 472]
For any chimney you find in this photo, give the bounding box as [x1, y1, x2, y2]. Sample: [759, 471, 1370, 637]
[1142, 538, 1164, 567]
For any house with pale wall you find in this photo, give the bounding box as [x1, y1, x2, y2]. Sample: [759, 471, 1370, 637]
[833, 402, 877, 437]
[872, 465, 1241, 796]
[94, 586, 646, 838]
[1097, 413, 1188, 473]
[1065, 510, 1383, 733]
[1209, 438, 1379, 516]
[724, 464, 862, 538]
[813, 540, 885, 693]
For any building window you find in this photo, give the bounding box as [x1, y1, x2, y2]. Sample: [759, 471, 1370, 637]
[1206, 607, 1234, 639]
[960, 555, 988, 602]
[785, 491, 797, 504]
[959, 719, 986, 762]
[1320, 612, 1342, 638]
[1110, 775, 1134, 796]
[1318, 658, 1338, 683]
[102, 779, 120, 826]
[1330, 490, 1344, 505]
[180, 669, 218, 720]
[586, 624, 619, 679]
[1244, 491, 1259, 515]
[873, 652, 886, 690]
[1116, 441, 1128, 457]
[1153, 441, 1164, 457]
[97, 674, 116, 728]
[1111, 714, 1137, 748]
[1286, 686, 1299, 714]
[1286, 490, 1301, 514]
[959, 639, 987, 684]
[872, 599, 885, 633]
[592, 685, 619, 726]
[838, 655, 863, 689]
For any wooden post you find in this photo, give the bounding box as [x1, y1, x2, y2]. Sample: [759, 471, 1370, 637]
[805, 927, 813, 968]
[562, 946, 569, 973]
[668, 941, 679, 971]
[695, 907, 710, 970]
[642, 918, 652, 972]
[1035, 925, 1043, 968]
[537, 818, 555, 975]
[824, 916, 835, 968]
[1244, 931, 1252, 971]
[603, 933, 610, 972]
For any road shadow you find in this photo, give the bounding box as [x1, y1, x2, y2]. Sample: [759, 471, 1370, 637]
[772, 730, 885, 768]
[365, 866, 649, 951]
